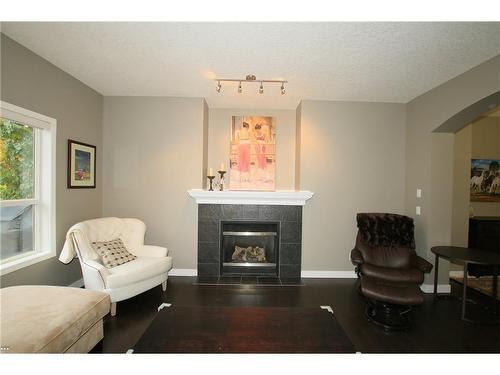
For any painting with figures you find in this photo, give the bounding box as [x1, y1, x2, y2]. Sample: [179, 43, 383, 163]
[229, 116, 276, 191]
[470, 159, 500, 202]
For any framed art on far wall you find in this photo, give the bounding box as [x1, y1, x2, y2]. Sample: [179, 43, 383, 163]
[470, 159, 500, 202]
[67, 139, 96, 188]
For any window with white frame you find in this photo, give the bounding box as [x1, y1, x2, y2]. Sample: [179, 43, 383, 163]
[0, 101, 56, 275]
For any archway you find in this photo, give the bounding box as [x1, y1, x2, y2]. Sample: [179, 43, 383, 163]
[428, 90, 499, 291]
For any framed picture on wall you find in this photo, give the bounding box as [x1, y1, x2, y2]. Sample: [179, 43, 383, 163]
[67, 139, 96, 188]
[470, 159, 500, 202]
[229, 115, 276, 191]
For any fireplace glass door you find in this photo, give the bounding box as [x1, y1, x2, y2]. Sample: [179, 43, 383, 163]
[220, 221, 279, 276]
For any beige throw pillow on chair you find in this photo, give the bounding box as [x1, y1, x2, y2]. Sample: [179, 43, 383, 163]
[92, 238, 137, 269]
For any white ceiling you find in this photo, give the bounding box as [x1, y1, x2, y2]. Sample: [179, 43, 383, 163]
[2, 22, 500, 109]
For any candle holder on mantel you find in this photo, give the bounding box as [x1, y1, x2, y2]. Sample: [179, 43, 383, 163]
[207, 175, 216, 191]
[217, 170, 227, 191]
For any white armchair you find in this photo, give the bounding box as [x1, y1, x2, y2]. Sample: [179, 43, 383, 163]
[59, 217, 172, 316]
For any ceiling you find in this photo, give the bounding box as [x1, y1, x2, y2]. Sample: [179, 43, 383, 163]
[2, 22, 499, 109]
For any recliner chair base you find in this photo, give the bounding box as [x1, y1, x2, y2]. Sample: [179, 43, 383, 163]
[365, 301, 412, 331]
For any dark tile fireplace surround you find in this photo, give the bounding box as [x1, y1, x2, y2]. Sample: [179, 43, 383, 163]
[197, 204, 303, 283]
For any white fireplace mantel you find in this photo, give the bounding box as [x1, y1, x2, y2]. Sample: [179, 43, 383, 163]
[188, 189, 314, 206]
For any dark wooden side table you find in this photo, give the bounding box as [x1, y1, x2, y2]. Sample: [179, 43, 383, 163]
[431, 246, 500, 324]
[431, 246, 500, 323]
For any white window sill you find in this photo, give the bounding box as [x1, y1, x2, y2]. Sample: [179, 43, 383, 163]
[0, 250, 56, 275]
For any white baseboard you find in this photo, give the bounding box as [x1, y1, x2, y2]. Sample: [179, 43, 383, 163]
[167, 269, 358, 278]
[301, 270, 357, 278]
[420, 284, 451, 294]
[68, 278, 84, 288]
[169, 268, 197, 276]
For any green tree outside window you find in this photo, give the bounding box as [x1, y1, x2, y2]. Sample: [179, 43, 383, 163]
[0, 118, 34, 200]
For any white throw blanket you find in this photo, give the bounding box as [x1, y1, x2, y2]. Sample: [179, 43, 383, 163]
[59, 224, 88, 264]
[59, 217, 126, 264]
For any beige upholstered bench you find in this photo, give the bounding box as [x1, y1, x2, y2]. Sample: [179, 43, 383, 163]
[0, 285, 110, 353]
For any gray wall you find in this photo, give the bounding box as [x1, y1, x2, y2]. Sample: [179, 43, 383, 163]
[202, 100, 209, 189]
[451, 124, 472, 250]
[295, 102, 302, 190]
[0, 34, 103, 287]
[104, 100, 407, 272]
[102, 97, 205, 270]
[298, 100, 407, 271]
[405, 55, 500, 283]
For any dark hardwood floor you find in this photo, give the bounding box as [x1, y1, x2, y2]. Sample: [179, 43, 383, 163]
[101, 277, 500, 353]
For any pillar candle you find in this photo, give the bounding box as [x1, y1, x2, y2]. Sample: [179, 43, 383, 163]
[220, 163, 225, 171]
[209, 167, 213, 176]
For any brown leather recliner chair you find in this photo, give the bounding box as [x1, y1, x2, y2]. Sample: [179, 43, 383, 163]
[350, 213, 433, 330]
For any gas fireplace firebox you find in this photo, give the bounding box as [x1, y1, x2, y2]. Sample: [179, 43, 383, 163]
[221, 221, 279, 277]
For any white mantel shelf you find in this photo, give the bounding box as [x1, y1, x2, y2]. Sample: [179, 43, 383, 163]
[188, 189, 314, 206]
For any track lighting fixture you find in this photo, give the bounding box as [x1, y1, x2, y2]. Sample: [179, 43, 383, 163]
[213, 74, 287, 95]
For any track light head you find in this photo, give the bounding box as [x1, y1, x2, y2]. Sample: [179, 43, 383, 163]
[238, 81, 242, 94]
[281, 82, 286, 95]
[259, 82, 264, 94]
[216, 81, 221, 93]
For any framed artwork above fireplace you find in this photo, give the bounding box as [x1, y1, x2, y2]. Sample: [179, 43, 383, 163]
[229, 116, 276, 191]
